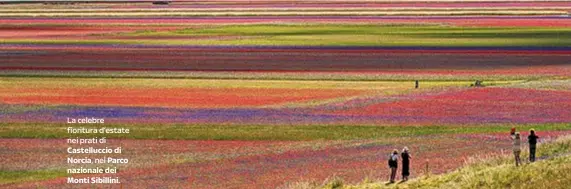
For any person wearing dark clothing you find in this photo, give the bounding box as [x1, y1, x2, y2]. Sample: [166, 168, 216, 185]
[401, 147, 411, 181]
[388, 149, 399, 183]
[528, 129, 539, 162]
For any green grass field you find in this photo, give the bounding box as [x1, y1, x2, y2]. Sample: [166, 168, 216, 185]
[0, 170, 66, 186]
[4, 24, 571, 47]
[2, 123, 570, 141]
[124, 24, 571, 46]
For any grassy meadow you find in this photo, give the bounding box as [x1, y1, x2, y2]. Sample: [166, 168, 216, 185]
[2, 24, 571, 47]
[2, 122, 571, 141]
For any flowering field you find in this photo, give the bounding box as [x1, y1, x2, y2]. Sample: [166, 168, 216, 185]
[1, 77, 526, 124]
[326, 87, 571, 124]
[3, 24, 571, 46]
[2, 16, 571, 27]
[2, 78, 571, 188]
[1, 0, 571, 188]
[3, 78, 571, 125]
[1, 85, 366, 108]
[2, 44, 570, 82]
[3, 128, 571, 188]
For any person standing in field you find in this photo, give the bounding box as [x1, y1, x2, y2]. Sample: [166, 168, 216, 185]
[528, 129, 539, 162]
[510, 127, 516, 138]
[512, 132, 522, 166]
[388, 149, 399, 183]
[401, 147, 412, 181]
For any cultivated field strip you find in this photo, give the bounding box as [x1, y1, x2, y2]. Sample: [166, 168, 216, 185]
[0, 10, 567, 17]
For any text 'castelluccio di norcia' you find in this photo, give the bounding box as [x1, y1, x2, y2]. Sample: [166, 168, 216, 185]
[65, 117, 130, 185]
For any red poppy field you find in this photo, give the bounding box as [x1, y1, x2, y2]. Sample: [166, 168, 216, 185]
[1, 86, 368, 108]
[327, 87, 571, 124]
[1, 0, 571, 188]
